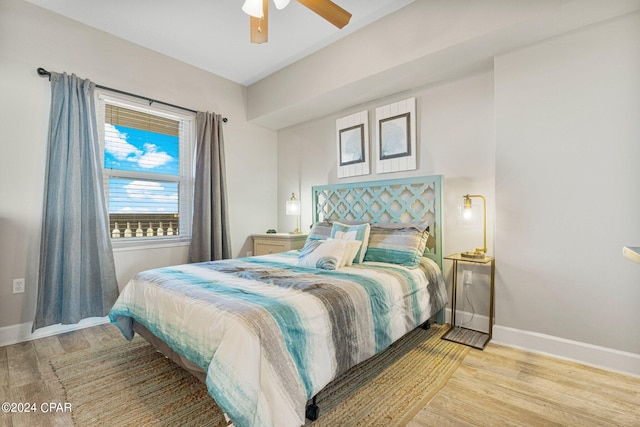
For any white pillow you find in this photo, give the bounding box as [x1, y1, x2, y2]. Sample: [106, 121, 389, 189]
[328, 238, 362, 266]
[297, 239, 360, 270]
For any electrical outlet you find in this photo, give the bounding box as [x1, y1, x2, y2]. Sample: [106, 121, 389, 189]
[13, 278, 25, 294]
[462, 270, 472, 286]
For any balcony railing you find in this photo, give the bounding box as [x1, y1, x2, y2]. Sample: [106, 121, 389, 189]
[109, 213, 179, 238]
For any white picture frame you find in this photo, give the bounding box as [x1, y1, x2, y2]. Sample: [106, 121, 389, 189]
[336, 110, 369, 178]
[375, 98, 417, 174]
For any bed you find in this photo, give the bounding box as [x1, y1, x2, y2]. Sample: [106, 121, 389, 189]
[109, 175, 447, 427]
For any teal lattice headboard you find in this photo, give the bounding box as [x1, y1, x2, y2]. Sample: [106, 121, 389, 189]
[312, 175, 443, 269]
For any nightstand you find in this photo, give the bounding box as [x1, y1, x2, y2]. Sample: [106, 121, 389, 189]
[441, 253, 495, 350]
[251, 233, 308, 256]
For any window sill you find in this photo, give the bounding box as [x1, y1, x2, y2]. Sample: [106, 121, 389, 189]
[111, 237, 190, 252]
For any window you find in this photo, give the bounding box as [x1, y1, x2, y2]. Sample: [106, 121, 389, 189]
[96, 91, 195, 244]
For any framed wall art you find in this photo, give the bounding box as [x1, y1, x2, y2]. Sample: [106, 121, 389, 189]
[375, 97, 417, 173]
[336, 110, 370, 178]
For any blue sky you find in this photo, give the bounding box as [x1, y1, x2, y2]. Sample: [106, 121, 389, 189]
[104, 124, 179, 213]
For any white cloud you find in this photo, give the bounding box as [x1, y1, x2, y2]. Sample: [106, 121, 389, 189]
[104, 124, 141, 161]
[105, 126, 174, 170]
[137, 143, 174, 169]
[124, 180, 178, 204]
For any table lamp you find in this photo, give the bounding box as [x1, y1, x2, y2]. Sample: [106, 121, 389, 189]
[286, 193, 301, 234]
[461, 194, 487, 259]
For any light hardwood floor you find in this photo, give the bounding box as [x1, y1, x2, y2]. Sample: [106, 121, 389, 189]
[410, 343, 640, 426]
[1, 324, 639, 426]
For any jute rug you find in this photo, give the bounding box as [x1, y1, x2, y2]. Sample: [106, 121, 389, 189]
[50, 324, 468, 427]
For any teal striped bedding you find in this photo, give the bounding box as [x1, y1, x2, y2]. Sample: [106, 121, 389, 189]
[109, 251, 447, 427]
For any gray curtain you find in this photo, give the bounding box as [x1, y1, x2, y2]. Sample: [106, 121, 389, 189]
[33, 72, 119, 331]
[189, 111, 231, 262]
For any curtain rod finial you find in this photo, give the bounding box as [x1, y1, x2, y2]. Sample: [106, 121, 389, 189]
[37, 67, 51, 80]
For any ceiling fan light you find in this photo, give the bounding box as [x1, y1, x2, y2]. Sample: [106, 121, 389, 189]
[242, 0, 263, 18]
[273, 0, 291, 9]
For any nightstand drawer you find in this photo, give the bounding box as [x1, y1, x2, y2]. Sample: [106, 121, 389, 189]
[251, 233, 307, 256]
[254, 242, 287, 255]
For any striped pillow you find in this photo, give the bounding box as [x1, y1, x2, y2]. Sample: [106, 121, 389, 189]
[363, 222, 429, 268]
[306, 221, 333, 241]
[330, 221, 370, 264]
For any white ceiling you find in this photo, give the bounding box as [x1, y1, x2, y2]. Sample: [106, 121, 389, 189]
[25, 0, 414, 86]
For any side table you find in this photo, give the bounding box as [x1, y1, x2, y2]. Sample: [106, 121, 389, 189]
[441, 253, 495, 350]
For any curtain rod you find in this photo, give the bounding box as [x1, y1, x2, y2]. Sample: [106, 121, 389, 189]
[36, 67, 228, 123]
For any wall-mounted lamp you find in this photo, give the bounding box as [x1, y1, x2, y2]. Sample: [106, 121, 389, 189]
[461, 194, 487, 259]
[286, 193, 301, 234]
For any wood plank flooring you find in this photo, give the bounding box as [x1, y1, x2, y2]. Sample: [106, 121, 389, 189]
[1, 324, 638, 426]
[0, 324, 121, 427]
[409, 343, 640, 426]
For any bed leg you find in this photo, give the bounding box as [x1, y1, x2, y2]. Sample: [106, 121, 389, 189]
[306, 395, 319, 421]
[421, 320, 431, 330]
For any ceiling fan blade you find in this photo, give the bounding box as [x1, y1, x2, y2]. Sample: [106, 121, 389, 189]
[296, 0, 352, 29]
[250, 0, 268, 44]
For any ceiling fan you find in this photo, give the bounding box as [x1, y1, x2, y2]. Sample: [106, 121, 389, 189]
[242, 0, 352, 44]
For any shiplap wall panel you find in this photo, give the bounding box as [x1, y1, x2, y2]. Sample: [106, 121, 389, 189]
[375, 97, 417, 174]
[336, 110, 369, 178]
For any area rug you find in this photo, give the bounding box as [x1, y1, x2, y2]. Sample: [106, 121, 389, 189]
[50, 324, 468, 427]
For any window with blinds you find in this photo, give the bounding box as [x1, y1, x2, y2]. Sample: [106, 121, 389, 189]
[97, 91, 195, 243]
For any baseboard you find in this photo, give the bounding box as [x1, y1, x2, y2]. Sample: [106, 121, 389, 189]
[0, 317, 110, 348]
[444, 308, 640, 377]
[492, 325, 640, 378]
[445, 308, 491, 333]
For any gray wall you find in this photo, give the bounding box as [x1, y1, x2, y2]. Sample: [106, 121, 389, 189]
[276, 10, 640, 371]
[494, 12, 640, 352]
[0, 0, 279, 330]
[2, 0, 638, 374]
[277, 72, 497, 329]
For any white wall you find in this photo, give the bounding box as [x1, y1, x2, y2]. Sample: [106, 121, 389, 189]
[248, 0, 640, 130]
[494, 12, 640, 355]
[0, 0, 278, 331]
[250, 0, 566, 129]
